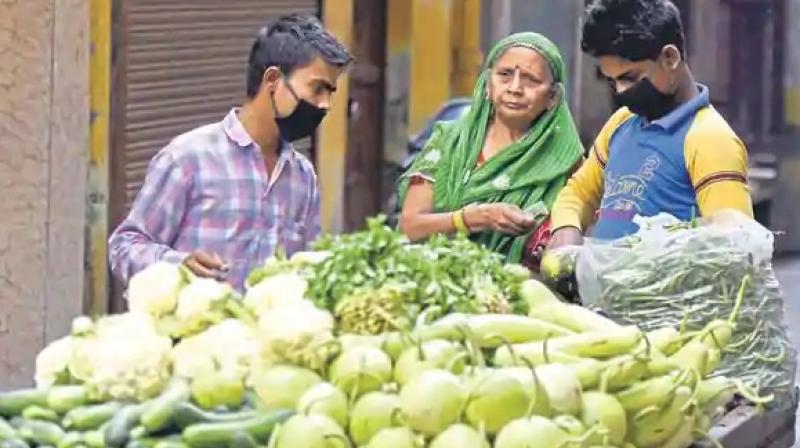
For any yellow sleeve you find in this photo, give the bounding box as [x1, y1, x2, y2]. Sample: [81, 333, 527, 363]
[685, 109, 753, 218]
[551, 108, 634, 231]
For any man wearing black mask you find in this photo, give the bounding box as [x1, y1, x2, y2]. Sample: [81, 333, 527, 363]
[109, 14, 353, 291]
[548, 0, 753, 247]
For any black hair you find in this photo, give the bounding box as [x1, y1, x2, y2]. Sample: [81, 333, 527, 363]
[581, 0, 686, 62]
[246, 14, 354, 98]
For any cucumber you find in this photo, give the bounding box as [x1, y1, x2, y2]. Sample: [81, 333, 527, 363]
[140, 381, 191, 433]
[104, 404, 145, 447]
[615, 374, 676, 413]
[129, 426, 147, 440]
[21, 406, 59, 423]
[83, 425, 108, 448]
[420, 313, 573, 348]
[0, 416, 16, 440]
[241, 392, 263, 410]
[505, 325, 642, 361]
[16, 419, 66, 446]
[629, 386, 693, 448]
[0, 390, 48, 417]
[47, 386, 89, 414]
[0, 439, 30, 448]
[153, 442, 188, 448]
[519, 278, 620, 334]
[64, 402, 123, 430]
[56, 431, 84, 448]
[182, 410, 294, 448]
[229, 432, 258, 448]
[697, 376, 736, 413]
[668, 340, 709, 376]
[126, 436, 182, 448]
[126, 441, 155, 448]
[172, 403, 258, 429]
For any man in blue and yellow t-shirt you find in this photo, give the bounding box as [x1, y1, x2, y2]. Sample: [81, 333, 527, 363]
[549, 0, 752, 248]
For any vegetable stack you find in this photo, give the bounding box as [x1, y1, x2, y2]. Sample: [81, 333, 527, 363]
[0, 218, 776, 447]
[0, 276, 762, 447]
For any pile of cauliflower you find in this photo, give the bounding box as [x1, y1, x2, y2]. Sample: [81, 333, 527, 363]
[35, 254, 339, 404]
[35, 312, 172, 401]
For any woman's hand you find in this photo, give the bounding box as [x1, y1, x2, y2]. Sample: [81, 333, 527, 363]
[463, 203, 537, 235]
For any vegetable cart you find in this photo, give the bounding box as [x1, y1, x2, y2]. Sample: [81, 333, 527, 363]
[0, 216, 795, 447]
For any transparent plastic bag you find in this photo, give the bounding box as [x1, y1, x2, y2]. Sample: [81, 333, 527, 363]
[573, 210, 796, 407]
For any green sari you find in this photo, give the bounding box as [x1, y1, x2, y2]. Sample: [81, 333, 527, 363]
[397, 32, 584, 263]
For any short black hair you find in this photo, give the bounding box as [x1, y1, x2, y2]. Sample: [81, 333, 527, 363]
[246, 14, 354, 98]
[581, 0, 686, 61]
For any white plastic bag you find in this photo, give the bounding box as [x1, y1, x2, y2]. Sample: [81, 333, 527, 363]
[574, 210, 795, 406]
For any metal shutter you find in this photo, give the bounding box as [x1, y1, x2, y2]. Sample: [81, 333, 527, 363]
[117, 0, 318, 212]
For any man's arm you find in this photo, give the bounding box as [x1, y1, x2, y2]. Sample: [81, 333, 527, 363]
[108, 150, 192, 284]
[549, 109, 634, 249]
[686, 126, 753, 219]
[551, 110, 635, 230]
[550, 146, 606, 232]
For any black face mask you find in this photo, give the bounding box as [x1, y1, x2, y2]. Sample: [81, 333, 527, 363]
[271, 79, 327, 141]
[613, 77, 676, 121]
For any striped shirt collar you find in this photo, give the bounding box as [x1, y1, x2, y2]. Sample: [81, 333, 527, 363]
[222, 108, 296, 162]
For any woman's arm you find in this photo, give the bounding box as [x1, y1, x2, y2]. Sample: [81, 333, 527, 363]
[399, 178, 537, 241]
[398, 180, 460, 241]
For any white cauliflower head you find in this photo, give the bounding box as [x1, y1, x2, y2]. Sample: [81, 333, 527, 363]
[172, 318, 259, 380]
[175, 278, 231, 319]
[256, 300, 337, 371]
[35, 336, 75, 389]
[68, 312, 173, 401]
[244, 271, 308, 317]
[171, 277, 234, 337]
[127, 262, 186, 317]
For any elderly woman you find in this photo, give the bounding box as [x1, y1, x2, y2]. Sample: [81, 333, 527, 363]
[397, 32, 583, 267]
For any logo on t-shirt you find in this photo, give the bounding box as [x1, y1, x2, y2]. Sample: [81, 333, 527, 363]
[601, 155, 662, 218]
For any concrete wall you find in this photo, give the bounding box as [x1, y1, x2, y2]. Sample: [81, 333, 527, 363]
[0, 0, 89, 388]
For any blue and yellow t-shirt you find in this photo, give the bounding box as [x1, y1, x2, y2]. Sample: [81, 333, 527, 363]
[552, 85, 752, 239]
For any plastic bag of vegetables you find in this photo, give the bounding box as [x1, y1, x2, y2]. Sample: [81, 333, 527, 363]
[573, 210, 796, 406]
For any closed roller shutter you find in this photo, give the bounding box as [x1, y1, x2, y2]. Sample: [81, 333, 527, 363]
[115, 0, 318, 213]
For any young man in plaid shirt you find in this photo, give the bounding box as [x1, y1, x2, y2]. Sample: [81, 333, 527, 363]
[109, 14, 353, 291]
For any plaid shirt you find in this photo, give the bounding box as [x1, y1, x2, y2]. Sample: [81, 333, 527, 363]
[109, 109, 321, 291]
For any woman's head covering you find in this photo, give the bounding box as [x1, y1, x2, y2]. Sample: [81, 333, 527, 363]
[398, 32, 584, 262]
